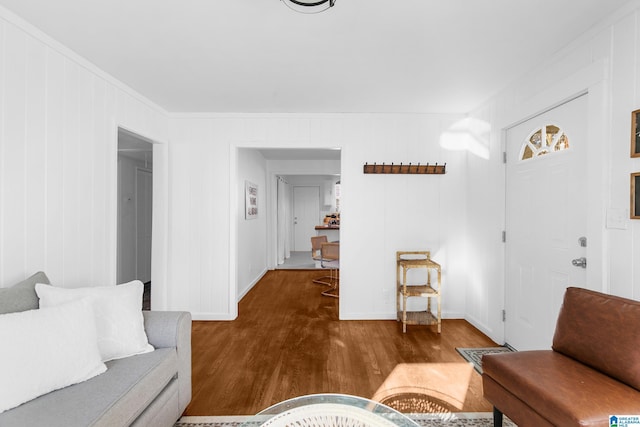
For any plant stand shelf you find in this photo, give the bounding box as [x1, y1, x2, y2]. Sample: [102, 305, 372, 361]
[396, 251, 441, 333]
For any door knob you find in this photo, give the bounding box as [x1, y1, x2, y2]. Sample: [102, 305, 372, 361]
[572, 257, 587, 268]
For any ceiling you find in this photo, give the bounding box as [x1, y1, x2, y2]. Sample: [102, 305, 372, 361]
[0, 0, 630, 114]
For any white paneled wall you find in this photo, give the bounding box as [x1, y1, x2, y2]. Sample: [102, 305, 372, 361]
[237, 149, 267, 300]
[466, 3, 640, 343]
[167, 119, 231, 317]
[7, 0, 640, 333]
[0, 12, 168, 289]
[168, 114, 467, 320]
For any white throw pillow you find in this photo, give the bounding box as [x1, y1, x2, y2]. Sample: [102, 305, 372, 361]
[0, 299, 107, 413]
[36, 280, 154, 362]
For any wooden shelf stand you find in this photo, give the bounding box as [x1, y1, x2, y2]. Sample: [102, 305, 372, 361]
[396, 251, 442, 333]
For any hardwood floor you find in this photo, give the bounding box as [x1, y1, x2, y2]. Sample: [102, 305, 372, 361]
[186, 270, 498, 416]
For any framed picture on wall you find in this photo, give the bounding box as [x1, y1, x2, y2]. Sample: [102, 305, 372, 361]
[632, 109, 640, 157]
[245, 181, 258, 219]
[632, 173, 640, 219]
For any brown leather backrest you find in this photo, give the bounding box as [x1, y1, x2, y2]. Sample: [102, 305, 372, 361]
[552, 287, 640, 391]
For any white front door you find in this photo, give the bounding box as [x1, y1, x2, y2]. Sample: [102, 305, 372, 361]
[293, 186, 320, 252]
[505, 94, 588, 351]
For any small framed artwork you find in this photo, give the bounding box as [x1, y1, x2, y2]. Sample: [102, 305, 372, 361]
[632, 173, 640, 219]
[245, 181, 258, 219]
[632, 109, 640, 157]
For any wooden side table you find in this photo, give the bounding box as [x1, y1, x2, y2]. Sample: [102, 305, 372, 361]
[396, 251, 441, 333]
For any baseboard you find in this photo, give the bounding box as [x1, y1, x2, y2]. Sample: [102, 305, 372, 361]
[237, 268, 269, 302]
[465, 314, 503, 345]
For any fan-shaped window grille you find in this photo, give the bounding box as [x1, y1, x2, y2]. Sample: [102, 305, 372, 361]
[520, 124, 569, 160]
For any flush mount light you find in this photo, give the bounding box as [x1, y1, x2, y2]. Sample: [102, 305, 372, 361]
[282, 0, 336, 14]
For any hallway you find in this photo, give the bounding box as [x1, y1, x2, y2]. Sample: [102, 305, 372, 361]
[275, 251, 320, 270]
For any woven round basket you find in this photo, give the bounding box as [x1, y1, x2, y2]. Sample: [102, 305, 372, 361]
[379, 392, 457, 414]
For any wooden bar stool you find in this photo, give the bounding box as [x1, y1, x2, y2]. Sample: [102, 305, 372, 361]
[396, 251, 441, 333]
[311, 236, 332, 287]
[319, 242, 339, 298]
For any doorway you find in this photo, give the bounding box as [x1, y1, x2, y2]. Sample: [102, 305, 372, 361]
[117, 128, 153, 308]
[504, 94, 588, 351]
[293, 186, 320, 251]
[275, 174, 340, 270]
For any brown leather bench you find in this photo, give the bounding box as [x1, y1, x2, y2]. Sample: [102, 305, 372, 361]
[482, 287, 640, 427]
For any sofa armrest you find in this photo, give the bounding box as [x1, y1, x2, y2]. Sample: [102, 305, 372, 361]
[142, 311, 192, 414]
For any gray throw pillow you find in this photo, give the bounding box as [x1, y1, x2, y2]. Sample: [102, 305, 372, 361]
[0, 271, 51, 314]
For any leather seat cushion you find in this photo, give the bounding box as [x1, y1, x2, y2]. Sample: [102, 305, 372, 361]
[483, 350, 640, 426]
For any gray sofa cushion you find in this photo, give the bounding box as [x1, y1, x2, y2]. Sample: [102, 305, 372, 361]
[0, 348, 178, 427]
[0, 271, 50, 314]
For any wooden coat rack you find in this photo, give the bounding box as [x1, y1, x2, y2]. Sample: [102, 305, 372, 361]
[363, 163, 446, 175]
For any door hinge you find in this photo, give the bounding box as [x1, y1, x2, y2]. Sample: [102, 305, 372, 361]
[503, 152, 507, 164]
[502, 309, 506, 322]
[502, 230, 506, 242]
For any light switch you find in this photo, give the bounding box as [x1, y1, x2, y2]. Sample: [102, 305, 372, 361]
[606, 208, 628, 230]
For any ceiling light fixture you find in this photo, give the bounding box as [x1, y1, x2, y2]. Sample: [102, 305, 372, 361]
[282, 0, 336, 14]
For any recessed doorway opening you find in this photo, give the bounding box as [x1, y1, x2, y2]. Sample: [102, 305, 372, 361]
[117, 128, 154, 309]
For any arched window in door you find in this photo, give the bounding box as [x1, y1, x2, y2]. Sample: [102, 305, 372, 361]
[520, 124, 570, 160]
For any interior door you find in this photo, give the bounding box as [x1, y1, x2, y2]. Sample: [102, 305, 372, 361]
[136, 168, 152, 283]
[505, 94, 588, 351]
[293, 186, 320, 252]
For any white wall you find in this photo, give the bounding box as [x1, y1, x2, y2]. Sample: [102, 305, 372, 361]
[465, 1, 640, 344]
[167, 114, 467, 320]
[0, 5, 468, 323]
[605, 5, 640, 300]
[237, 149, 268, 299]
[0, 9, 168, 289]
[8, 0, 639, 332]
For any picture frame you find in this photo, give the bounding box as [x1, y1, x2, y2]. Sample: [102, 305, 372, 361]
[632, 173, 640, 219]
[631, 109, 640, 157]
[245, 181, 258, 219]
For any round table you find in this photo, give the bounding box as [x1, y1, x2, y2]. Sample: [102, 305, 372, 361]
[241, 394, 419, 427]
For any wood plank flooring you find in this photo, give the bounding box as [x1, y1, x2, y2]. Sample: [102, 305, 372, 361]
[186, 270, 499, 416]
